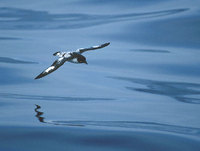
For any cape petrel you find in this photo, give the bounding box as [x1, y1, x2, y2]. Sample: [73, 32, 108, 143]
[35, 42, 110, 79]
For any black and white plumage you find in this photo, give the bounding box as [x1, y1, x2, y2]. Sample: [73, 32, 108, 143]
[35, 42, 110, 79]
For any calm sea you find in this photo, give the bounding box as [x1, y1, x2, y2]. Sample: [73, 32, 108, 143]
[0, 0, 200, 150]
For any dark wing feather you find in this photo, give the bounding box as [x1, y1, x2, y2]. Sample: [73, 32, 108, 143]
[76, 42, 110, 54]
[35, 65, 58, 79]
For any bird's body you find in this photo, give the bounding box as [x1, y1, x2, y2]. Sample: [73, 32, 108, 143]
[35, 42, 110, 79]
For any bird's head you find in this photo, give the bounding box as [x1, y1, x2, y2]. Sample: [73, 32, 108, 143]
[77, 55, 88, 64]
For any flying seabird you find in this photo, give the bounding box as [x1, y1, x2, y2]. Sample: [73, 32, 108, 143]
[35, 42, 110, 79]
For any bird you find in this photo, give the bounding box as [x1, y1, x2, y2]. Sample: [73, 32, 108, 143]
[35, 42, 110, 79]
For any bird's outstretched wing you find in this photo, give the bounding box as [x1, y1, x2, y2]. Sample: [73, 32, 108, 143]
[35, 60, 64, 79]
[35, 65, 57, 79]
[53, 51, 66, 57]
[35, 53, 75, 79]
[76, 42, 110, 54]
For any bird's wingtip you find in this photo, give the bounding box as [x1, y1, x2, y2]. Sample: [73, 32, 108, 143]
[34, 73, 43, 80]
[102, 42, 110, 47]
[53, 51, 60, 56]
[34, 76, 39, 80]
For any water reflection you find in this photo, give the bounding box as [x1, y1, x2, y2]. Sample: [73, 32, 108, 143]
[34, 104, 200, 136]
[0, 7, 188, 30]
[35, 104, 45, 123]
[35, 104, 83, 126]
[110, 77, 200, 104]
[0, 57, 37, 64]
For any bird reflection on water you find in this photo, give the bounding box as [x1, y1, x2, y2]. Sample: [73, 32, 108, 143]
[34, 105, 200, 136]
[34, 104, 84, 126]
[35, 104, 45, 123]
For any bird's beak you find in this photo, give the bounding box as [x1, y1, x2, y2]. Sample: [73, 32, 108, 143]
[85, 61, 88, 64]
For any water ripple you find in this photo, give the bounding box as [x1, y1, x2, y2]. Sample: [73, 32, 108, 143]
[0, 7, 188, 30]
[0, 37, 21, 40]
[130, 49, 170, 53]
[0, 93, 114, 102]
[0, 57, 37, 64]
[110, 77, 200, 104]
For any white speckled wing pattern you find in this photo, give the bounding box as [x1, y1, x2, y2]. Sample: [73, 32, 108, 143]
[35, 43, 110, 79]
[76, 42, 110, 54]
[35, 57, 68, 79]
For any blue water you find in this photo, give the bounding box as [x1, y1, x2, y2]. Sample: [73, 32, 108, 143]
[0, 0, 200, 150]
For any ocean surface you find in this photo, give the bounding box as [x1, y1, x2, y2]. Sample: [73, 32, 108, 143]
[0, 0, 200, 150]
